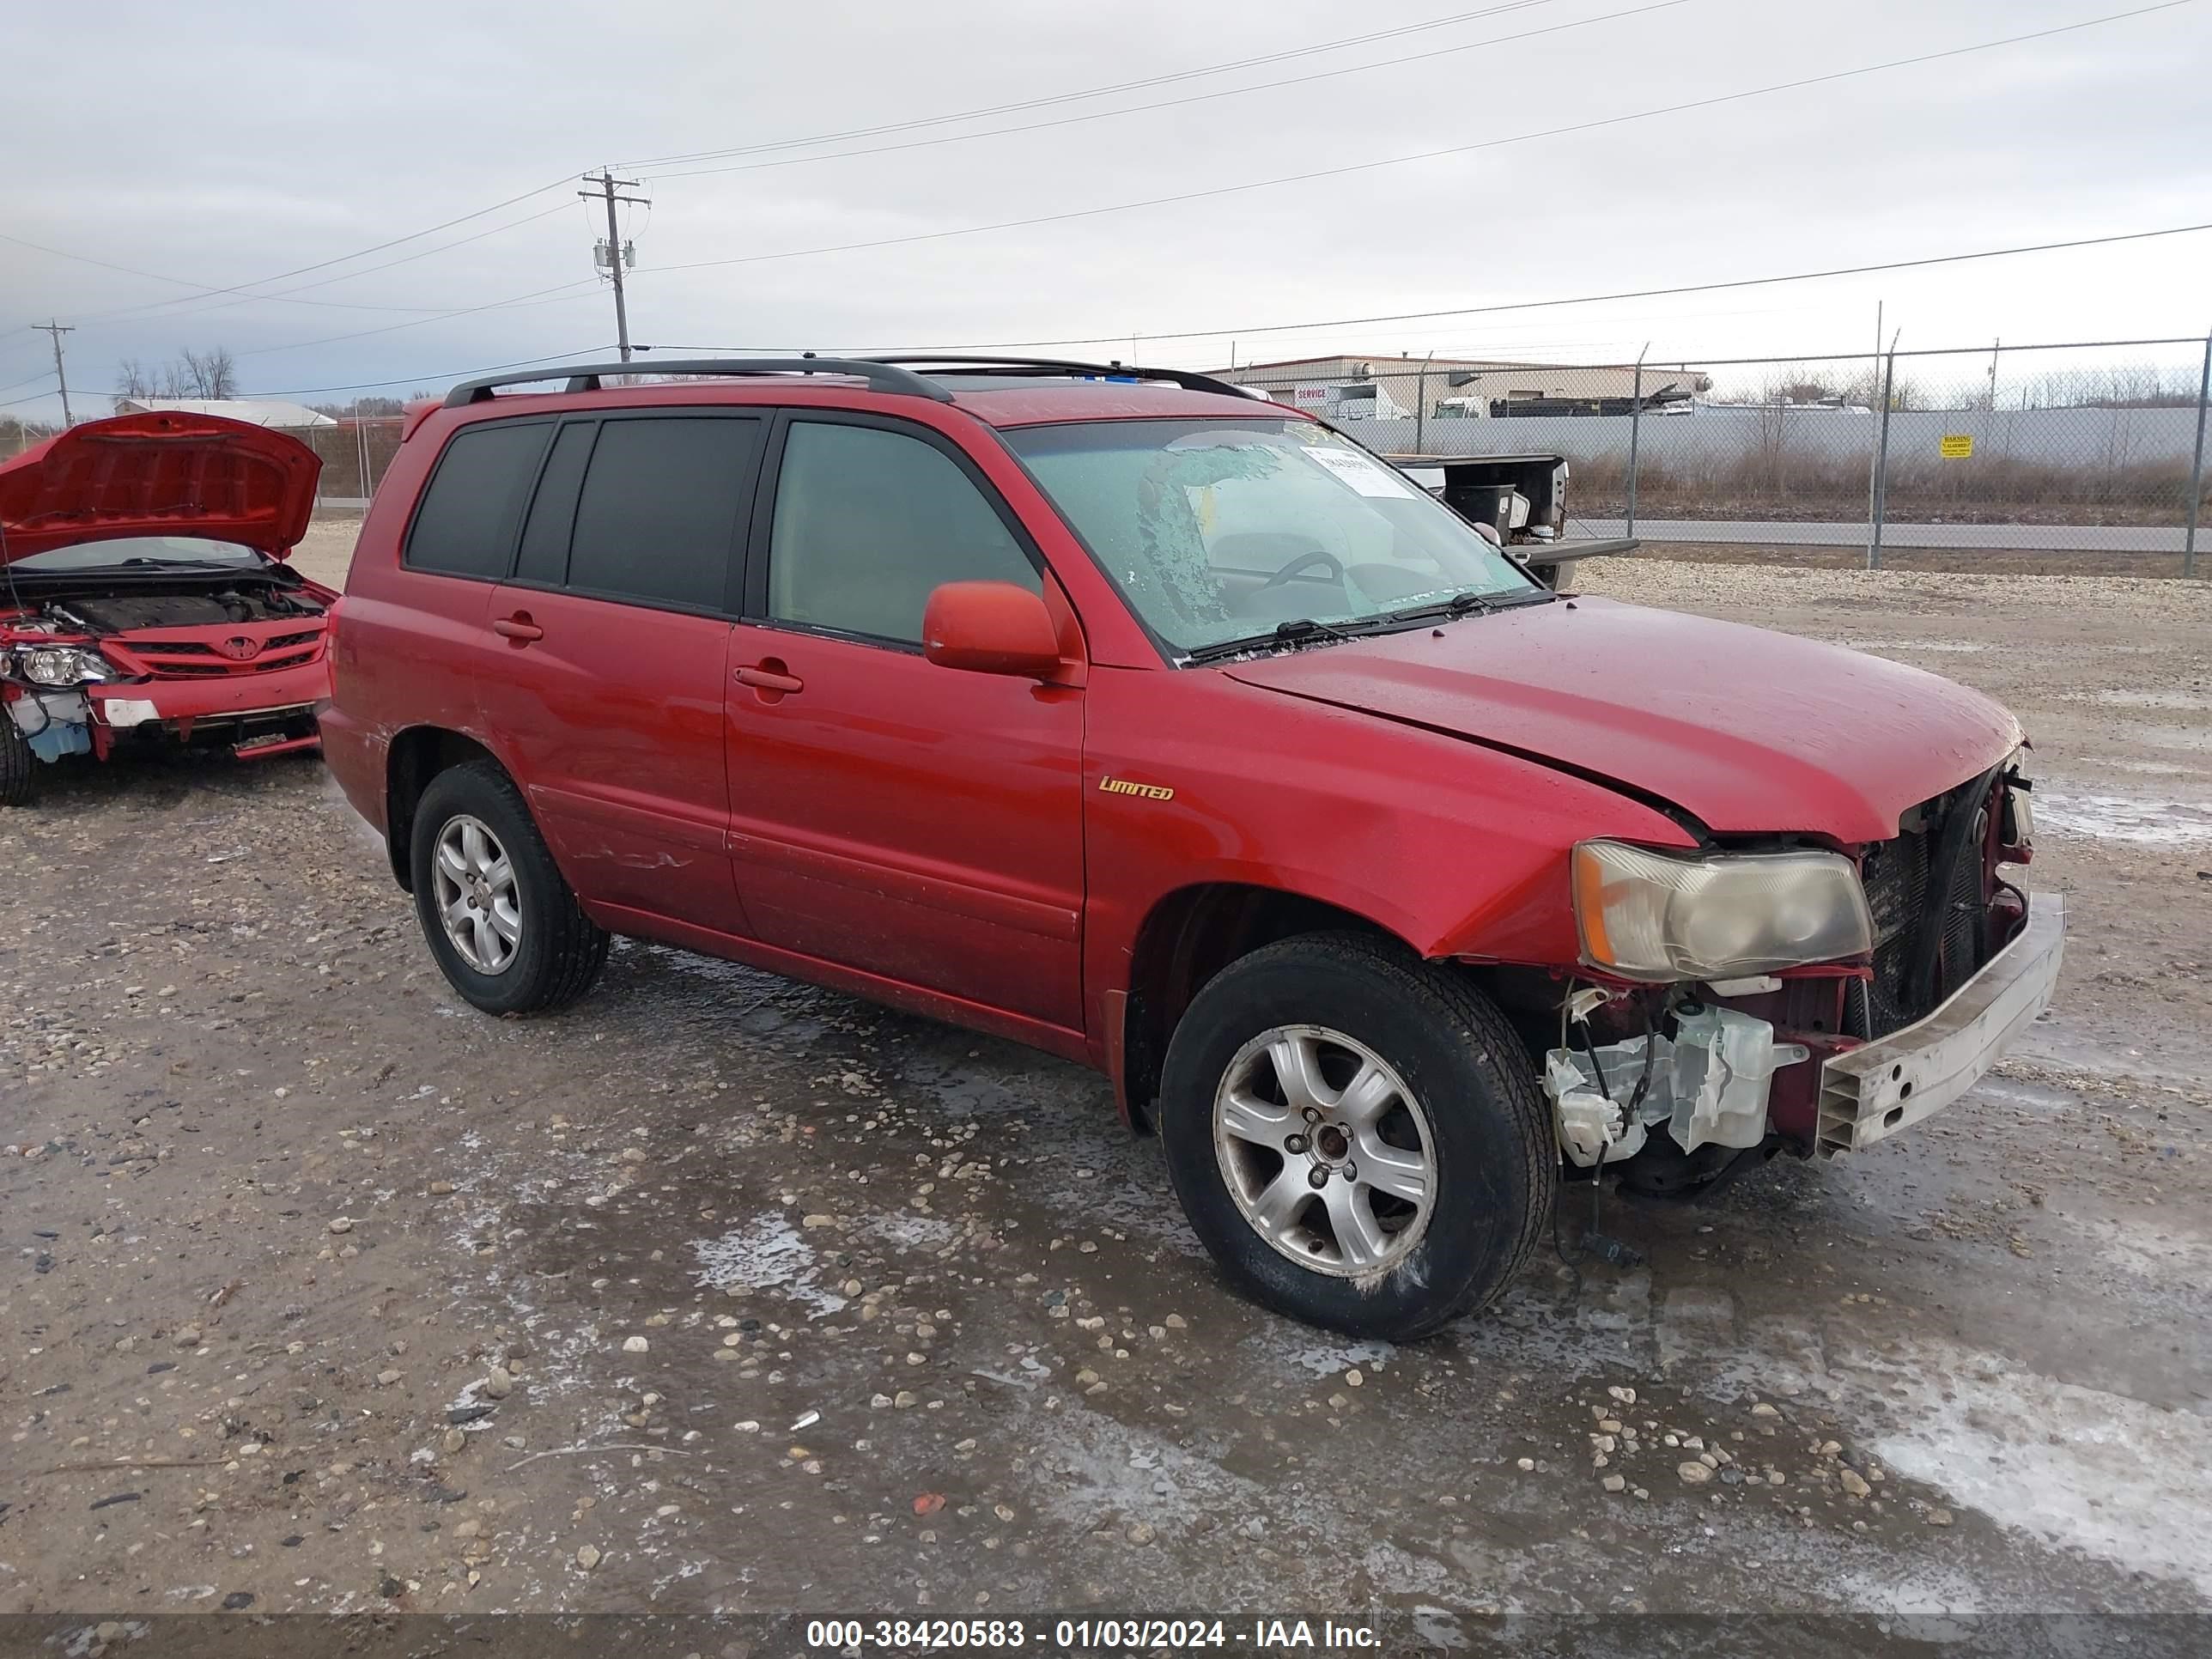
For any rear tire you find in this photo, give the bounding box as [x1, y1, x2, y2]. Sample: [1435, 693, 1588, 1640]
[1158, 933, 1553, 1341]
[409, 759, 609, 1015]
[0, 716, 37, 807]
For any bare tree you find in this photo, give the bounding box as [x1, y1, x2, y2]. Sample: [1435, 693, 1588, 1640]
[179, 347, 239, 400]
[113, 350, 242, 404]
[114, 358, 159, 405]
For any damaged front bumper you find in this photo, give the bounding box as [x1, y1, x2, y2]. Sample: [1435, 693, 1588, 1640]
[5, 662, 328, 763]
[1546, 891, 2067, 1168]
[1815, 890, 2066, 1155]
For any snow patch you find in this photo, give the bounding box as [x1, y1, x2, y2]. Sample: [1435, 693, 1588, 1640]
[1842, 638, 1989, 654]
[1243, 1328, 1394, 1377]
[2036, 792, 2212, 846]
[2076, 689, 2212, 712]
[691, 1214, 848, 1316]
[1856, 1337, 2209, 1597]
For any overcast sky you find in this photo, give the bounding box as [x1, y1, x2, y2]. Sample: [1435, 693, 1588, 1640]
[5, 0, 2209, 420]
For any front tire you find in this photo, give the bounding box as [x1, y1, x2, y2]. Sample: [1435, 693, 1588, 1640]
[1158, 933, 1553, 1341]
[0, 716, 37, 807]
[409, 759, 609, 1015]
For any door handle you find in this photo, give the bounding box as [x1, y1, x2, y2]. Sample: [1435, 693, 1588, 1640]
[493, 614, 544, 643]
[735, 663, 804, 694]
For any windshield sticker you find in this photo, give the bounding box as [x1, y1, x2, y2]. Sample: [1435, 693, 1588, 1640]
[1301, 446, 1416, 498]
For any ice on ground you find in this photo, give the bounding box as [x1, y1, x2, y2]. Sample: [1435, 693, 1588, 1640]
[2037, 792, 2212, 846]
[1852, 1337, 2209, 1598]
[691, 1214, 848, 1316]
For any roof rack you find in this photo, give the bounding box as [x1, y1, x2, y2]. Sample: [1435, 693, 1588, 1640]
[441, 357, 955, 408]
[861, 355, 1266, 402]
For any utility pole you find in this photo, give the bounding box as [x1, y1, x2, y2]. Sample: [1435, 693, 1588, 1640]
[580, 171, 649, 362]
[33, 321, 75, 426]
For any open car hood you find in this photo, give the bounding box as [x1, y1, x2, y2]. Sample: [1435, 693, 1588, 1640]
[1222, 596, 2021, 844]
[0, 411, 322, 562]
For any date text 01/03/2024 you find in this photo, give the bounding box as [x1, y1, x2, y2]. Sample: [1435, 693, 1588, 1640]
[801, 1617, 1382, 1650]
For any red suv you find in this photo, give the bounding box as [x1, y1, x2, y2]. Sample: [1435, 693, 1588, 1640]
[324, 356, 2062, 1340]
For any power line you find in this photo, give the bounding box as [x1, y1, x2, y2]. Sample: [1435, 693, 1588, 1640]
[625, 2, 2197, 283]
[229, 278, 610, 361]
[2, 7, 1565, 336]
[73, 177, 584, 329]
[85, 199, 582, 331]
[0, 231, 505, 318]
[643, 2, 1681, 181]
[6, 176, 581, 334]
[636, 221, 2212, 357]
[615, 0, 1568, 171]
[246, 344, 617, 400]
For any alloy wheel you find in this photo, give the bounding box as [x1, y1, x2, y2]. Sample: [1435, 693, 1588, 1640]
[432, 813, 521, 975]
[1212, 1024, 1435, 1277]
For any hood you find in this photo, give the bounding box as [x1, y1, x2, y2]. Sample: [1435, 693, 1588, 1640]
[0, 411, 322, 562]
[1222, 597, 2021, 843]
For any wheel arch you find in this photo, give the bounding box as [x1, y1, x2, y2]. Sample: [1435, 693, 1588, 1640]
[1115, 882, 1417, 1132]
[383, 726, 501, 890]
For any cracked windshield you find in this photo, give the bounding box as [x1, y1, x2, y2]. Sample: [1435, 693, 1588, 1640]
[1006, 417, 1535, 655]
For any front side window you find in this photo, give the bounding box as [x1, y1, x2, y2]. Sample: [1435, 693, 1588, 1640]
[766, 420, 1037, 646]
[1003, 418, 1535, 657]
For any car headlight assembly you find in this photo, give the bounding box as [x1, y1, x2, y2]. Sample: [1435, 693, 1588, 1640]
[15, 646, 111, 686]
[1571, 840, 1875, 981]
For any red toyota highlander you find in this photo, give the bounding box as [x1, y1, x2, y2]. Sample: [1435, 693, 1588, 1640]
[323, 356, 2063, 1340]
[1, 410, 332, 802]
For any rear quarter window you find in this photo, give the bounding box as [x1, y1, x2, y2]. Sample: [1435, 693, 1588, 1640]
[404, 420, 551, 580]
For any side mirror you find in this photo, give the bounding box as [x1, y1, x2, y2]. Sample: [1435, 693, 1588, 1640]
[921, 580, 1063, 679]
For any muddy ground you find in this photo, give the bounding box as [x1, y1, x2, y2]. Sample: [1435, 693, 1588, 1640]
[3, 532, 2208, 1641]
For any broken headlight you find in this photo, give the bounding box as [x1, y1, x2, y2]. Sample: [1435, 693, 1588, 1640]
[14, 645, 111, 686]
[1571, 841, 1875, 982]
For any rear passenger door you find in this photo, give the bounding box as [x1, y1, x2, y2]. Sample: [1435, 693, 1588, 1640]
[722, 412, 1086, 1030]
[483, 410, 763, 937]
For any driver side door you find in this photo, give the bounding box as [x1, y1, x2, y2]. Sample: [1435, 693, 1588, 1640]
[722, 412, 1088, 1033]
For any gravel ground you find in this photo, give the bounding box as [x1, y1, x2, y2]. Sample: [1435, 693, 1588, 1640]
[3, 532, 2206, 1642]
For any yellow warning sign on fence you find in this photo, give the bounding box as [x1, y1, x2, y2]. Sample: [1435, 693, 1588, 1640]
[1939, 434, 1974, 459]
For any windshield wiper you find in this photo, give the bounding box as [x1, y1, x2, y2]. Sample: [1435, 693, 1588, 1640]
[1383, 585, 1559, 627]
[1487, 586, 1560, 609]
[1185, 617, 1361, 664]
[1383, 588, 1499, 625]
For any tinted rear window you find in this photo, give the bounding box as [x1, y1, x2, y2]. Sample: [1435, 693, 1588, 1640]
[404, 421, 550, 580]
[514, 422, 597, 586]
[566, 416, 759, 611]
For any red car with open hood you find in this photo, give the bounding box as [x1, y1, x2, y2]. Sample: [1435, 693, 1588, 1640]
[0, 410, 334, 803]
[321, 356, 2063, 1340]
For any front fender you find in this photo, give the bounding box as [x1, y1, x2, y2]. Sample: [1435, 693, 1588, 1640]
[1080, 666, 1692, 1051]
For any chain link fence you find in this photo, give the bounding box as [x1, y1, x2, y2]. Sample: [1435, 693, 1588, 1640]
[304, 417, 406, 509]
[1219, 336, 2212, 574]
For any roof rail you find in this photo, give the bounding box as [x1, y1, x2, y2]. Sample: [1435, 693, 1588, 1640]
[441, 357, 955, 408]
[861, 355, 1267, 402]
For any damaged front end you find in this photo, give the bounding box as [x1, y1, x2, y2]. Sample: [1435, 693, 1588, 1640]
[2, 575, 333, 800]
[0, 410, 331, 801]
[1541, 760, 2057, 1194]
